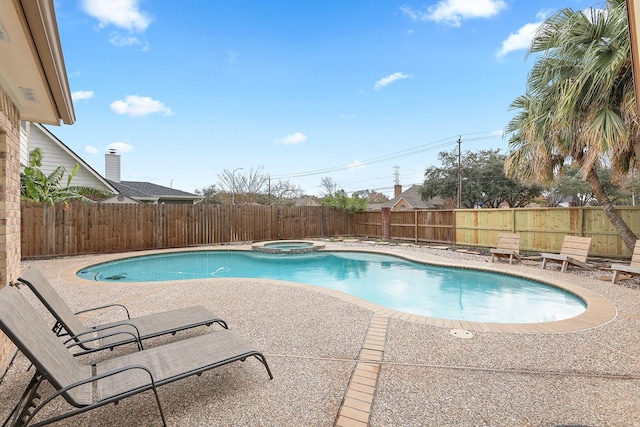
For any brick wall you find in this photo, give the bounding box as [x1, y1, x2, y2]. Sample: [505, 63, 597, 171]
[0, 87, 21, 376]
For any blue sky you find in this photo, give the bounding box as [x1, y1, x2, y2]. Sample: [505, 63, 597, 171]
[47, 0, 590, 197]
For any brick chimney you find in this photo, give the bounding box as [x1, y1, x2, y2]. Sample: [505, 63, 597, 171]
[105, 149, 121, 182]
[394, 184, 402, 198]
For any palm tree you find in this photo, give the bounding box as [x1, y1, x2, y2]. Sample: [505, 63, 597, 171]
[505, 0, 639, 252]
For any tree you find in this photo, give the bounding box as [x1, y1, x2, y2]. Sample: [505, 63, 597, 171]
[552, 164, 629, 206]
[421, 149, 542, 208]
[20, 148, 91, 205]
[321, 190, 367, 212]
[194, 184, 223, 204]
[69, 186, 114, 201]
[504, 0, 639, 251]
[216, 166, 269, 204]
[319, 176, 338, 197]
[269, 179, 303, 205]
[352, 189, 390, 204]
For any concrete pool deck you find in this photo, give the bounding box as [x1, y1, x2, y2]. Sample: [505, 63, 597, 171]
[1, 242, 639, 426]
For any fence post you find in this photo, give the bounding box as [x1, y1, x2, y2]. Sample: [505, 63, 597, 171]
[381, 207, 390, 239]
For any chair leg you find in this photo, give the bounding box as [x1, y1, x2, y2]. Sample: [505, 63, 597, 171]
[612, 270, 620, 284]
[541, 258, 547, 269]
[3, 372, 45, 427]
[150, 385, 167, 427]
[561, 260, 568, 273]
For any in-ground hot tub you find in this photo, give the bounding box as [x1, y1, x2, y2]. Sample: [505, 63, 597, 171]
[251, 240, 325, 254]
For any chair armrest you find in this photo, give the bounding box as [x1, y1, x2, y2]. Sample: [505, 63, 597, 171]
[62, 322, 143, 353]
[540, 253, 566, 260]
[74, 303, 131, 319]
[64, 330, 143, 355]
[25, 365, 159, 425]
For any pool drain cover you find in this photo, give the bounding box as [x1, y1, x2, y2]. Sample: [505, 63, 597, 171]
[450, 329, 473, 339]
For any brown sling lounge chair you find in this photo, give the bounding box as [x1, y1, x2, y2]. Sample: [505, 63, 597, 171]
[0, 286, 272, 426]
[17, 267, 228, 355]
[490, 233, 521, 264]
[540, 235, 593, 273]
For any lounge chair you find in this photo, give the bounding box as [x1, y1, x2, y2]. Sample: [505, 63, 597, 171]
[540, 235, 593, 273]
[17, 267, 228, 355]
[611, 240, 640, 284]
[0, 286, 272, 426]
[490, 233, 521, 264]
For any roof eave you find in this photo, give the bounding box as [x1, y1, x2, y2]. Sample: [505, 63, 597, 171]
[157, 195, 204, 200]
[19, 0, 75, 125]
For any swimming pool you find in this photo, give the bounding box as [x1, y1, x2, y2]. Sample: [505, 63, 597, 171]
[77, 250, 587, 324]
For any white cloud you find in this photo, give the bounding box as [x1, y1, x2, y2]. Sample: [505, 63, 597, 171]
[109, 34, 150, 51]
[109, 34, 140, 46]
[83, 145, 99, 154]
[82, 0, 152, 31]
[496, 10, 552, 58]
[110, 95, 173, 117]
[106, 142, 134, 153]
[374, 72, 410, 90]
[72, 90, 94, 101]
[491, 129, 504, 138]
[348, 160, 366, 169]
[401, 0, 507, 27]
[536, 9, 554, 21]
[277, 132, 307, 145]
[496, 22, 541, 57]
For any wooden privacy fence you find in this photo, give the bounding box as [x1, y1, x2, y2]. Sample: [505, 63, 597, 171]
[21, 203, 640, 259]
[354, 210, 455, 244]
[454, 206, 640, 257]
[21, 203, 354, 258]
[352, 206, 640, 258]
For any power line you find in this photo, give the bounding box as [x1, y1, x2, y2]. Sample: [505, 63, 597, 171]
[271, 131, 501, 180]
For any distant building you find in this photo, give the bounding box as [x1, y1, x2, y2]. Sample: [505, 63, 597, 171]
[104, 150, 202, 205]
[291, 197, 321, 207]
[24, 125, 202, 204]
[382, 184, 443, 211]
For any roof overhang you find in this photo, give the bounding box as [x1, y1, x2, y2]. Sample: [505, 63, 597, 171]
[628, 0, 640, 114]
[0, 0, 75, 125]
[132, 197, 161, 203]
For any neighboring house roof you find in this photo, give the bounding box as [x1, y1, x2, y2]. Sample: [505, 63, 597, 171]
[367, 203, 385, 211]
[0, 0, 75, 125]
[292, 197, 321, 207]
[107, 180, 203, 204]
[382, 184, 443, 210]
[28, 124, 119, 193]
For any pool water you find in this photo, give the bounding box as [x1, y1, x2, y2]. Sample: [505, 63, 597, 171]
[77, 251, 586, 324]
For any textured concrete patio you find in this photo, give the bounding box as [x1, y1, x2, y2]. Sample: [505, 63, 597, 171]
[1, 242, 639, 426]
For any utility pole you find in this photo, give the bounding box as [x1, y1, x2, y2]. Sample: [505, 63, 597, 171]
[457, 136, 462, 209]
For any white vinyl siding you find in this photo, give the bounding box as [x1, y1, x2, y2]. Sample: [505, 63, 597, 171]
[26, 125, 113, 190]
